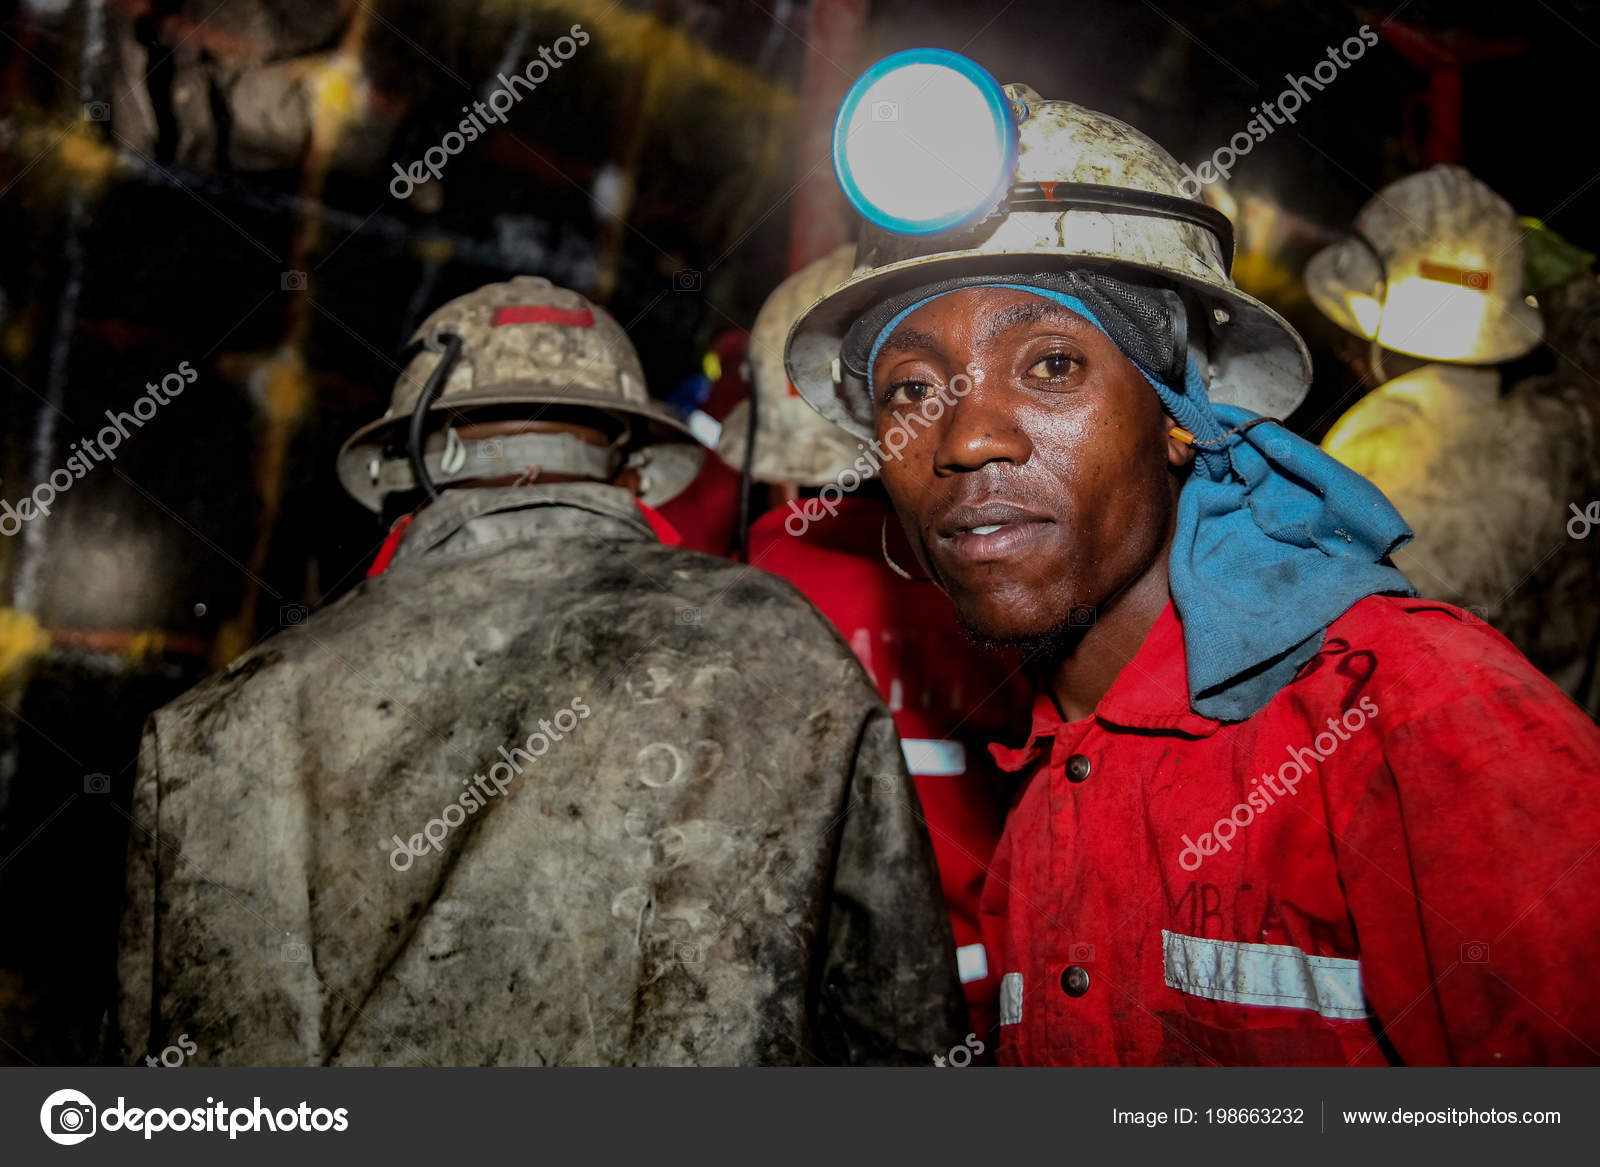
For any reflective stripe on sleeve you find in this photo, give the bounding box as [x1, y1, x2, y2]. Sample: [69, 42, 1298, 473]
[956, 942, 989, 985]
[999, 972, 1024, 1025]
[901, 738, 967, 776]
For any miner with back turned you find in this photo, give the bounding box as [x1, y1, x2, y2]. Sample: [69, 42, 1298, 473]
[114, 276, 964, 1067]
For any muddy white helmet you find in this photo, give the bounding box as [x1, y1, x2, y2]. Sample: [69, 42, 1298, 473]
[785, 50, 1311, 442]
[1305, 165, 1543, 364]
[338, 276, 702, 509]
[717, 244, 864, 486]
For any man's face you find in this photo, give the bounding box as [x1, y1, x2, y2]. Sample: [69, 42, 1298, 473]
[869, 286, 1190, 647]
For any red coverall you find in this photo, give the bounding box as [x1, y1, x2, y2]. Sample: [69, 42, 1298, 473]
[983, 595, 1600, 1065]
[750, 495, 1029, 1041]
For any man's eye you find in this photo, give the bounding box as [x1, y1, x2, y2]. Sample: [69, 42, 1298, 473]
[1026, 352, 1080, 379]
[885, 379, 935, 405]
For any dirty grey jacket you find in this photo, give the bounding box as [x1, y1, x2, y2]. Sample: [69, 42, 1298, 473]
[114, 484, 964, 1066]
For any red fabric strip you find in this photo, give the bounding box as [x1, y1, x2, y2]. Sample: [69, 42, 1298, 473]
[491, 305, 596, 327]
[634, 499, 683, 546]
[366, 513, 417, 578]
[1418, 259, 1493, 291]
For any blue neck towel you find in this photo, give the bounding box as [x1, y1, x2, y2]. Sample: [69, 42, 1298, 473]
[868, 283, 1415, 722]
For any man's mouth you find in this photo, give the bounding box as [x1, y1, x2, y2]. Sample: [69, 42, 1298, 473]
[934, 501, 1055, 563]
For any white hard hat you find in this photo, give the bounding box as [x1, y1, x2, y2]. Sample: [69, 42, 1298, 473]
[1305, 165, 1543, 364]
[338, 276, 702, 510]
[785, 54, 1311, 443]
[717, 244, 863, 486]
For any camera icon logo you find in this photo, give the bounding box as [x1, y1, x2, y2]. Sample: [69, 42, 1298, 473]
[675, 607, 701, 626]
[1461, 605, 1491, 626]
[1067, 941, 1096, 963]
[40, 1088, 97, 1145]
[1460, 941, 1490, 963]
[83, 773, 110, 795]
[281, 939, 310, 963]
[281, 270, 308, 291]
[872, 773, 897, 794]
[672, 269, 702, 292]
[279, 603, 309, 627]
[82, 102, 110, 122]
[871, 100, 899, 122]
[477, 438, 505, 460]
[1069, 605, 1097, 627]
[1462, 270, 1491, 291]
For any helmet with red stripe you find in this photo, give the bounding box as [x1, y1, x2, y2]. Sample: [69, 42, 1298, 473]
[337, 276, 702, 509]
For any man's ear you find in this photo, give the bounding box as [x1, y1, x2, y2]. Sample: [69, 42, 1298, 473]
[1164, 413, 1198, 469]
[612, 464, 644, 496]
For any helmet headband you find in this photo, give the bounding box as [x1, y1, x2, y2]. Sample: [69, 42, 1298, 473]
[843, 269, 1189, 391]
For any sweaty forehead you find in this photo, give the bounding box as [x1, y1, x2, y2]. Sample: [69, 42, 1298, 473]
[876, 291, 1096, 361]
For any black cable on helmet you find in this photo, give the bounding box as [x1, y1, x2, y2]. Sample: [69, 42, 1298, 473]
[736, 355, 759, 562]
[406, 332, 464, 504]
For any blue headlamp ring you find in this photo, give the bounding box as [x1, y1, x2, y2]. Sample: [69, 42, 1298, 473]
[832, 48, 1018, 237]
[1006, 182, 1236, 272]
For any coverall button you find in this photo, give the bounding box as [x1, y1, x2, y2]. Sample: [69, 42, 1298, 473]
[1065, 753, 1091, 782]
[1061, 965, 1091, 997]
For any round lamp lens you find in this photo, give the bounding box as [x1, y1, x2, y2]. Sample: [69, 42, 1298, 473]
[833, 50, 1015, 235]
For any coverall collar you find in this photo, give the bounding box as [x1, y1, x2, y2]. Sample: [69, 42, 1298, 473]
[392, 482, 659, 564]
[990, 602, 1224, 774]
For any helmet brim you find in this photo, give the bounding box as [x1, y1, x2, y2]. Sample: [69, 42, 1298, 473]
[337, 380, 704, 511]
[715, 398, 868, 487]
[786, 243, 1313, 442]
[1306, 240, 1544, 365]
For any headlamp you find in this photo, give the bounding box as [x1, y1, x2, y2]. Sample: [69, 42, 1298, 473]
[833, 49, 1236, 266]
[832, 48, 1017, 235]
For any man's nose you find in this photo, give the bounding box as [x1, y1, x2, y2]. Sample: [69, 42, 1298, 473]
[932, 378, 1032, 476]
